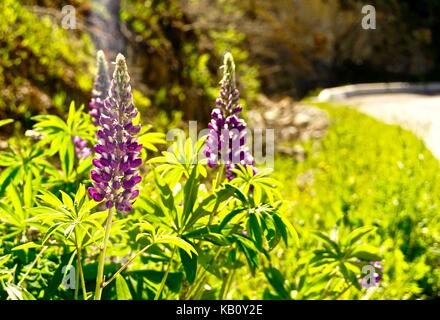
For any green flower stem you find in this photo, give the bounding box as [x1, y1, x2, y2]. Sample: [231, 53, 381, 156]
[74, 229, 87, 300]
[219, 250, 240, 299]
[77, 248, 87, 300]
[17, 245, 48, 287]
[219, 268, 235, 299]
[154, 246, 176, 300]
[103, 243, 154, 288]
[184, 248, 223, 299]
[74, 259, 80, 300]
[94, 207, 114, 300]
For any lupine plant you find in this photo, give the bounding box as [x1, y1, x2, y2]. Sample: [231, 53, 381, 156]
[204, 53, 255, 180]
[0, 51, 384, 300]
[88, 54, 144, 299]
[89, 50, 110, 126]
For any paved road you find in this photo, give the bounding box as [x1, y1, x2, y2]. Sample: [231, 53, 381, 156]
[341, 93, 440, 159]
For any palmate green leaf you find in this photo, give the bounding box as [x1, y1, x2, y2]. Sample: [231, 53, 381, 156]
[234, 234, 260, 275]
[155, 236, 197, 257]
[339, 262, 362, 291]
[184, 194, 216, 230]
[219, 208, 246, 230]
[139, 131, 166, 152]
[7, 184, 25, 222]
[272, 214, 288, 246]
[32, 114, 69, 131]
[43, 134, 64, 156]
[345, 261, 362, 274]
[224, 184, 248, 205]
[146, 156, 168, 164]
[179, 248, 197, 284]
[0, 165, 20, 195]
[345, 226, 376, 247]
[5, 283, 36, 300]
[0, 202, 22, 227]
[0, 118, 14, 128]
[12, 242, 41, 251]
[42, 222, 66, 244]
[32, 102, 94, 162]
[135, 232, 153, 243]
[27, 207, 66, 222]
[23, 172, 33, 208]
[66, 101, 76, 128]
[276, 214, 300, 247]
[230, 165, 281, 203]
[183, 226, 230, 246]
[79, 198, 103, 218]
[182, 166, 199, 224]
[352, 245, 381, 262]
[37, 190, 65, 208]
[198, 250, 222, 279]
[248, 213, 263, 250]
[152, 170, 179, 228]
[75, 184, 86, 204]
[63, 223, 76, 239]
[0, 254, 11, 267]
[0, 151, 17, 166]
[44, 251, 76, 299]
[116, 274, 133, 300]
[135, 220, 156, 234]
[60, 136, 75, 178]
[60, 191, 75, 213]
[265, 267, 290, 300]
[311, 231, 340, 254]
[76, 156, 93, 176]
[310, 249, 338, 265]
[253, 184, 263, 205]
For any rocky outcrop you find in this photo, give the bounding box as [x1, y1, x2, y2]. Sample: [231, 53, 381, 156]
[247, 95, 329, 160]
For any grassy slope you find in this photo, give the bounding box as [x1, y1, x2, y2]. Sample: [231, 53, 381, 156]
[237, 102, 440, 299]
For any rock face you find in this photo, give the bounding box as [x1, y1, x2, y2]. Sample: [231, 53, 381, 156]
[247, 95, 329, 160]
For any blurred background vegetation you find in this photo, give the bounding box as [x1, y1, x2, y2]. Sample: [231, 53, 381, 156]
[1, 0, 440, 299]
[2, 0, 440, 131]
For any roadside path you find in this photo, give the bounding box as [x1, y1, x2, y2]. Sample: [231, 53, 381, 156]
[340, 93, 440, 159]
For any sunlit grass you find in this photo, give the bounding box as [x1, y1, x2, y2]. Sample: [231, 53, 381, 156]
[236, 102, 440, 299]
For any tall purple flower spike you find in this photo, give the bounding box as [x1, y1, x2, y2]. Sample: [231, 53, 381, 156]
[204, 52, 255, 180]
[89, 50, 110, 126]
[88, 54, 143, 213]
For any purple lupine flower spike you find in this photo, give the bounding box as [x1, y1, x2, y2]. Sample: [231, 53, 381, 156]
[204, 52, 255, 180]
[72, 136, 91, 159]
[88, 53, 142, 213]
[89, 50, 110, 126]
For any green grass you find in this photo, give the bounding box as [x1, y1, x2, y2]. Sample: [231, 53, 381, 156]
[237, 102, 440, 299]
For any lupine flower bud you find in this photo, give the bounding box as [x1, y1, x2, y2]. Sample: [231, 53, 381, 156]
[88, 53, 142, 212]
[89, 50, 110, 125]
[72, 136, 91, 159]
[204, 52, 255, 180]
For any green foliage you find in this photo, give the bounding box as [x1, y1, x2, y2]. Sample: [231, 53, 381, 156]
[0, 0, 94, 122]
[2, 98, 438, 300]
[0, 0, 438, 300]
[0, 94, 291, 300]
[254, 103, 440, 299]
